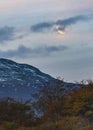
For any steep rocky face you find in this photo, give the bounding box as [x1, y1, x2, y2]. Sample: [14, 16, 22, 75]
[0, 58, 54, 100]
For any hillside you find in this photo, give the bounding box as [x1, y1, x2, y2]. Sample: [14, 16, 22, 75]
[0, 58, 78, 100]
[0, 58, 54, 100]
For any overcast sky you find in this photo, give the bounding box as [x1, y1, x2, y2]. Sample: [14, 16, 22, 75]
[0, 0, 93, 82]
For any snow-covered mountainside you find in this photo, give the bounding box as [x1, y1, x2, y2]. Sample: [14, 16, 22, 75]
[0, 58, 55, 100]
[0, 58, 79, 100]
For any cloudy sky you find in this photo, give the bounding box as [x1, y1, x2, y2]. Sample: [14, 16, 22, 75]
[0, 0, 93, 82]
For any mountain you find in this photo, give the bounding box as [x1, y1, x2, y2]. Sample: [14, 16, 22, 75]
[0, 58, 79, 100]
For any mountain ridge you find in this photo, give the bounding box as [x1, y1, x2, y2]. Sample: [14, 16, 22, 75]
[0, 58, 79, 100]
[0, 58, 55, 100]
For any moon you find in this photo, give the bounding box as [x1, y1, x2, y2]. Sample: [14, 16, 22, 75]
[56, 25, 65, 35]
[57, 30, 65, 35]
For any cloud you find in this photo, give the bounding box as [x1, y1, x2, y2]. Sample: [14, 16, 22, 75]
[0, 45, 68, 58]
[31, 15, 92, 33]
[0, 26, 15, 43]
[0, 14, 91, 44]
[31, 22, 53, 32]
[56, 15, 87, 31]
[0, 0, 26, 12]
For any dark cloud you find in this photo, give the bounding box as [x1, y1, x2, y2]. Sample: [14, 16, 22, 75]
[0, 26, 15, 43]
[0, 45, 68, 58]
[31, 22, 53, 32]
[56, 15, 88, 31]
[56, 15, 86, 25]
[31, 15, 91, 33]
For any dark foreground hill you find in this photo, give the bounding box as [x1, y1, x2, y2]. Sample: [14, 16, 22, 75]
[0, 58, 79, 100]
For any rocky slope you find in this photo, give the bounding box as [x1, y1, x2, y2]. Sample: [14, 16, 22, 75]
[0, 58, 79, 100]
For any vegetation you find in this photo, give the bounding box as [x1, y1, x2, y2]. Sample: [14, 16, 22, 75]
[0, 80, 93, 129]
